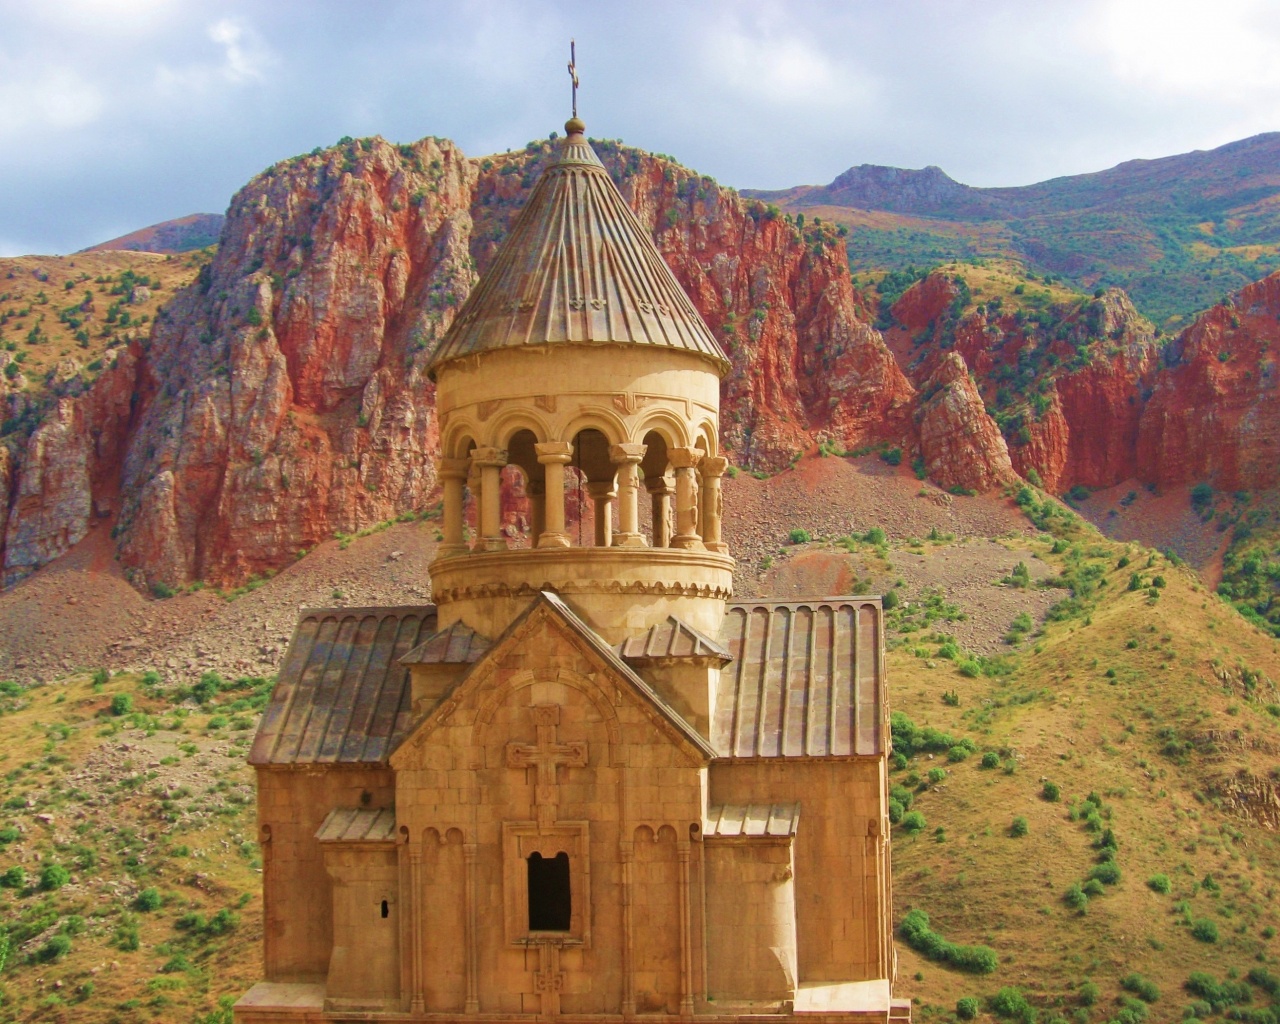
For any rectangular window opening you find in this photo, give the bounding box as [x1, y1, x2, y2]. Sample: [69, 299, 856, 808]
[527, 850, 571, 932]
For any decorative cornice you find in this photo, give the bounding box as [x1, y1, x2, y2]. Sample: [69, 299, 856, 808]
[432, 579, 733, 605]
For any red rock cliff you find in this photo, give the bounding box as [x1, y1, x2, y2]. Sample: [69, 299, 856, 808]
[1, 135, 911, 589]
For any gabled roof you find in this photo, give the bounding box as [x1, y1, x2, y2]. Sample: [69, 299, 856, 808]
[715, 598, 885, 759]
[392, 591, 716, 763]
[427, 121, 729, 377]
[315, 807, 397, 844]
[249, 606, 436, 766]
[400, 620, 490, 665]
[615, 615, 731, 663]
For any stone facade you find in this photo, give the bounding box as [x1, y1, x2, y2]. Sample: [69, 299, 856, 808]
[235, 117, 907, 1023]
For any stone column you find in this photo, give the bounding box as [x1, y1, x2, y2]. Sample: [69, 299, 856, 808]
[471, 446, 508, 552]
[699, 455, 729, 554]
[437, 457, 470, 556]
[609, 443, 648, 548]
[527, 479, 545, 548]
[534, 442, 573, 548]
[669, 447, 704, 550]
[587, 480, 617, 548]
[645, 475, 675, 548]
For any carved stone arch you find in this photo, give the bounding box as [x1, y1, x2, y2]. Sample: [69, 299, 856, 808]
[695, 419, 718, 457]
[443, 421, 481, 460]
[487, 408, 551, 452]
[634, 824, 657, 844]
[561, 404, 628, 447]
[656, 824, 679, 843]
[473, 667, 623, 758]
[634, 409, 690, 451]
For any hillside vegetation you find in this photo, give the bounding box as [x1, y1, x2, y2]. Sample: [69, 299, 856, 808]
[748, 133, 1280, 327]
[1, 463, 1279, 1022]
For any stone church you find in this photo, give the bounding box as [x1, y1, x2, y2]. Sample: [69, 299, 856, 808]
[235, 115, 908, 1022]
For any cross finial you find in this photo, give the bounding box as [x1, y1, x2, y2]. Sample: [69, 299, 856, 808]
[568, 39, 579, 119]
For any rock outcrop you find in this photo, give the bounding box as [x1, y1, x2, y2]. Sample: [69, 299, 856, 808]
[1, 134, 911, 589]
[916, 352, 1017, 492]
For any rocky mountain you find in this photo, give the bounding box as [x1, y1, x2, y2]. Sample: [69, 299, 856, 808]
[883, 264, 1280, 497]
[748, 133, 1280, 324]
[81, 214, 225, 255]
[0, 133, 913, 591]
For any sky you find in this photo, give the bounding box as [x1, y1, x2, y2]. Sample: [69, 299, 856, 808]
[3, 0, 1280, 255]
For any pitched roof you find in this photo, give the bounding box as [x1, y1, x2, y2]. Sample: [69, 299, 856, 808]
[400, 620, 490, 665]
[704, 802, 800, 838]
[614, 615, 731, 662]
[249, 606, 436, 766]
[427, 121, 728, 376]
[715, 599, 886, 759]
[315, 807, 398, 844]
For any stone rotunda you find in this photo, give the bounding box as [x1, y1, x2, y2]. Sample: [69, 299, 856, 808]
[234, 116, 909, 1023]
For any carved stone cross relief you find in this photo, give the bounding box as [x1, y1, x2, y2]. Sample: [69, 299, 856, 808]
[506, 704, 588, 831]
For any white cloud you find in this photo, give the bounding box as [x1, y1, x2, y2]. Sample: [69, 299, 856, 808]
[702, 18, 877, 110]
[0, 63, 104, 145]
[155, 16, 274, 94]
[1093, 0, 1280, 98]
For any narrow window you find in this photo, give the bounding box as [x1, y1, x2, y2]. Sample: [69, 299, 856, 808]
[527, 851, 571, 931]
[381, 899, 389, 919]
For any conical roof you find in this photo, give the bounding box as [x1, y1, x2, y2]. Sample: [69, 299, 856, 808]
[428, 119, 729, 377]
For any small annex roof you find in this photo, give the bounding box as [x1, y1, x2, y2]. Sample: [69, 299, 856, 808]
[249, 606, 437, 766]
[427, 119, 729, 377]
[315, 807, 398, 844]
[400, 620, 490, 665]
[614, 615, 731, 663]
[704, 802, 800, 838]
[715, 598, 886, 759]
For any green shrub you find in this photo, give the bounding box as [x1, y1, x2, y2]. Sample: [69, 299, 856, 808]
[1185, 972, 1250, 1008]
[0, 826, 19, 844]
[1082, 879, 1105, 897]
[1121, 973, 1160, 1003]
[956, 996, 980, 1020]
[947, 744, 970, 763]
[39, 863, 70, 891]
[927, 767, 946, 784]
[882, 589, 899, 610]
[1191, 918, 1219, 943]
[887, 799, 904, 823]
[1078, 981, 1099, 1006]
[110, 692, 133, 716]
[1010, 816, 1028, 837]
[135, 887, 163, 911]
[900, 811, 926, 833]
[1147, 874, 1171, 894]
[958, 659, 981, 678]
[989, 986, 1034, 1021]
[91, 667, 109, 687]
[899, 909, 998, 974]
[61, 915, 85, 936]
[1089, 861, 1121, 886]
[788, 528, 811, 544]
[981, 751, 1000, 769]
[1042, 781, 1060, 801]
[1064, 883, 1088, 911]
[35, 935, 71, 962]
[1, 865, 26, 888]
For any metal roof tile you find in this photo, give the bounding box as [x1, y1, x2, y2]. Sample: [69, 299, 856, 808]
[715, 599, 886, 759]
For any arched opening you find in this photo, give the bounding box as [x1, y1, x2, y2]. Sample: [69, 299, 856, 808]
[503, 429, 541, 548]
[570, 428, 617, 547]
[527, 851, 571, 931]
[641, 430, 673, 547]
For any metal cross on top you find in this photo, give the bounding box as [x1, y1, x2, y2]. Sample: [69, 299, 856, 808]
[507, 704, 588, 831]
[568, 39, 579, 119]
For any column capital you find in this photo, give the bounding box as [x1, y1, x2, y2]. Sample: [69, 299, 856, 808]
[437, 457, 471, 480]
[700, 455, 728, 477]
[535, 441, 574, 465]
[645, 475, 675, 495]
[586, 481, 618, 500]
[608, 442, 647, 464]
[668, 446, 703, 470]
[471, 446, 508, 468]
